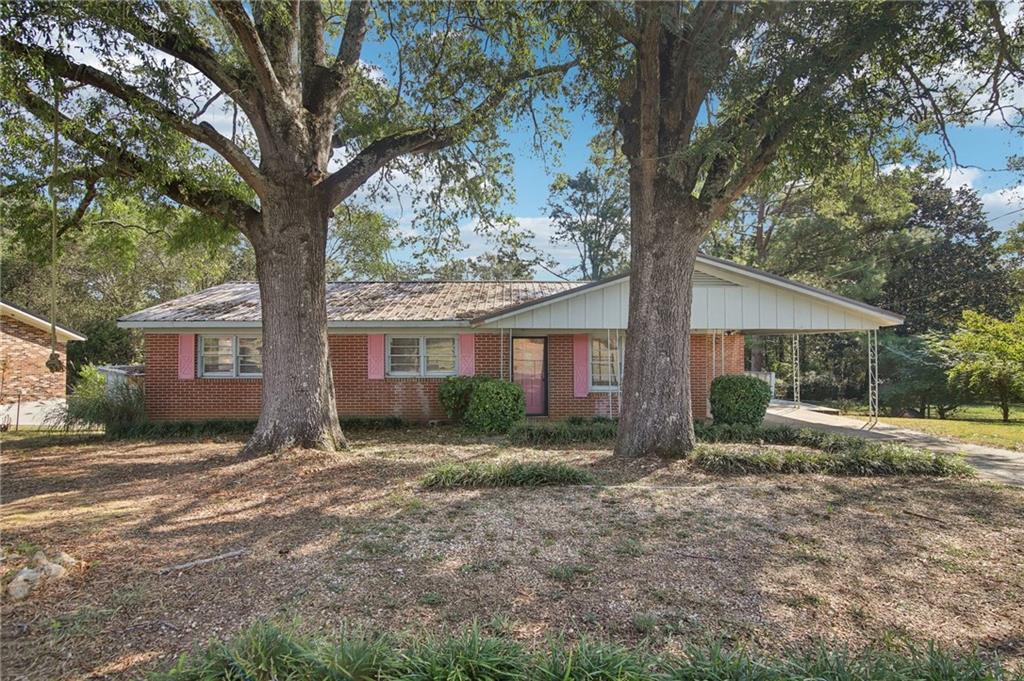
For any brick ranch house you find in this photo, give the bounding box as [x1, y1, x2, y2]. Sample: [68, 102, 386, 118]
[1, 300, 86, 406]
[118, 255, 903, 423]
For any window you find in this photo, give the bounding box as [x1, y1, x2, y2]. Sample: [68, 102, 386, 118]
[236, 336, 263, 376]
[200, 336, 234, 377]
[199, 335, 262, 378]
[387, 336, 457, 377]
[590, 334, 625, 390]
[425, 337, 456, 374]
[387, 337, 421, 376]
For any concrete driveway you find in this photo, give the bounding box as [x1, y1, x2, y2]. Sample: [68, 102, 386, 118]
[0, 397, 64, 429]
[765, 404, 1024, 487]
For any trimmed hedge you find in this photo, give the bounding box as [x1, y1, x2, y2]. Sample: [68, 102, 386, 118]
[463, 380, 526, 434]
[421, 460, 595, 489]
[709, 374, 772, 426]
[153, 621, 1016, 681]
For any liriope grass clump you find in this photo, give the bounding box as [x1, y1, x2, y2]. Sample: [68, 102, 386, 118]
[421, 460, 595, 489]
[153, 621, 1016, 681]
[690, 442, 974, 477]
[507, 418, 618, 445]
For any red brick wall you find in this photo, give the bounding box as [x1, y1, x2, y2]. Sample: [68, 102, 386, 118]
[0, 314, 67, 404]
[142, 331, 744, 422]
[690, 334, 746, 419]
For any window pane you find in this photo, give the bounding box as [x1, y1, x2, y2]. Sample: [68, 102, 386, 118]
[591, 336, 623, 387]
[388, 337, 420, 374]
[237, 337, 262, 375]
[202, 336, 234, 375]
[425, 337, 456, 374]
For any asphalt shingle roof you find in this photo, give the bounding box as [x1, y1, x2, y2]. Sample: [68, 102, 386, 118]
[118, 281, 585, 324]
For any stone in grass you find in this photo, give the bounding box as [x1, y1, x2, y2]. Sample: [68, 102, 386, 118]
[39, 562, 67, 579]
[52, 551, 78, 568]
[6, 568, 41, 600]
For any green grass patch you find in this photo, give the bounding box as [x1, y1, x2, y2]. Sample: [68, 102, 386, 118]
[545, 562, 595, 583]
[152, 621, 1017, 681]
[421, 460, 595, 489]
[691, 443, 975, 477]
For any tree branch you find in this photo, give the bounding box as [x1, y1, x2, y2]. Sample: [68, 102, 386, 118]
[300, 0, 327, 106]
[211, 0, 289, 110]
[98, 2, 250, 106]
[13, 83, 261, 234]
[322, 58, 577, 208]
[336, 0, 371, 70]
[1, 36, 270, 199]
[254, 0, 301, 95]
[595, 2, 640, 45]
[310, 0, 370, 116]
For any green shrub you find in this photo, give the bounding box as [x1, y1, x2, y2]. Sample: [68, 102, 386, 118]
[709, 374, 772, 426]
[421, 461, 595, 489]
[154, 621, 1017, 681]
[690, 443, 974, 477]
[47, 364, 146, 435]
[508, 419, 618, 445]
[463, 379, 526, 434]
[438, 376, 490, 421]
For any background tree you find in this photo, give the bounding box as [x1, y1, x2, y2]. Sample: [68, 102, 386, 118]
[879, 335, 962, 419]
[1, 2, 572, 454]
[930, 307, 1024, 422]
[877, 179, 1019, 334]
[563, 2, 1022, 455]
[546, 133, 630, 279]
[1, 194, 253, 379]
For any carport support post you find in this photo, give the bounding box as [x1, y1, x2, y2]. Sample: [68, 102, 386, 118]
[866, 329, 879, 427]
[791, 334, 801, 407]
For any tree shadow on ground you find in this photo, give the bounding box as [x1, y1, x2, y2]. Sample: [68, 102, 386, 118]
[2, 430, 1022, 680]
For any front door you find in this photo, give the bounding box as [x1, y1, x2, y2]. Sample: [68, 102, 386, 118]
[513, 337, 547, 416]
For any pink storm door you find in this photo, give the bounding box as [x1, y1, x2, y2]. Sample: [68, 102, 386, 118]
[513, 337, 548, 416]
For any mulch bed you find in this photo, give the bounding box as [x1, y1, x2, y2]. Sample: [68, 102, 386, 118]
[2, 428, 1023, 679]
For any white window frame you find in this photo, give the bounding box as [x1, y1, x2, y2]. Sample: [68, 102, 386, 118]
[198, 334, 263, 379]
[589, 333, 625, 392]
[386, 335, 458, 378]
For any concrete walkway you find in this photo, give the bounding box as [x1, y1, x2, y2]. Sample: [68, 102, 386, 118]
[765, 404, 1024, 487]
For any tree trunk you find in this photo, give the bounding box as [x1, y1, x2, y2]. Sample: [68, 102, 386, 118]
[242, 184, 345, 456]
[615, 176, 706, 458]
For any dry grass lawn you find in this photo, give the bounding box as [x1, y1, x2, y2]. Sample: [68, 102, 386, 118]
[2, 428, 1023, 680]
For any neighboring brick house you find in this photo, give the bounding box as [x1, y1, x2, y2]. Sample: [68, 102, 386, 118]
[119, 255, 902, 423]
[1, 301, 86, 405]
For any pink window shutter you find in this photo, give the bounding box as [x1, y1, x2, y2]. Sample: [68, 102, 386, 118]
[572, 334, 590, 398]
[177, 334, 196, 380]
[458, 334, 476, 376]
[367, 334, 386, 379]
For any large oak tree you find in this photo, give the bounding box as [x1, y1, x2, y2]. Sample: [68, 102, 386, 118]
[1, 1, 571, 454]
[566, 1, 1023, 457]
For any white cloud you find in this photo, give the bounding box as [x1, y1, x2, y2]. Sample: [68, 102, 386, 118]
[931, 167, 1023, 230]
[980, 185, 1024, 229]
[937, 166, 984, 190]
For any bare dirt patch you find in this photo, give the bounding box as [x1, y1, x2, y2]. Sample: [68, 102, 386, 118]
[2, 428, 1022, 680]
